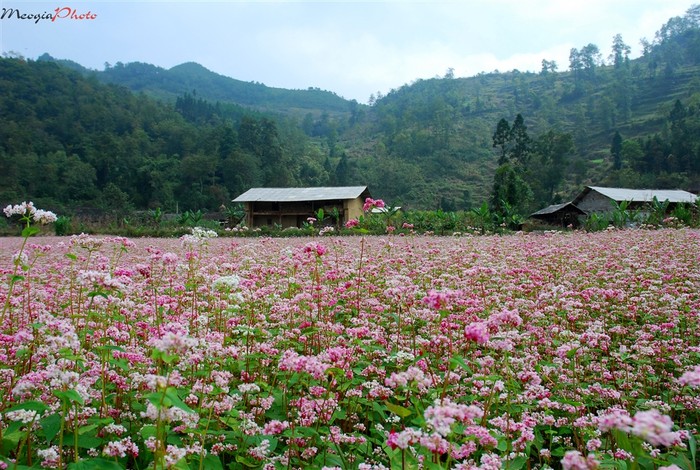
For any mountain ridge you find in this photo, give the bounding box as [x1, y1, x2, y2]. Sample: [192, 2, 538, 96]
[37, 53, 356, 116]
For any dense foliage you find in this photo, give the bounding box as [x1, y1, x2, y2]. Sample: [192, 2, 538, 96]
[3, 5, 700, 221]
[0, 59, 335, 217]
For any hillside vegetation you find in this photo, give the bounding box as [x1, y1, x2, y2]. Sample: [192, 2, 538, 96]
[2, 5, 700, 222]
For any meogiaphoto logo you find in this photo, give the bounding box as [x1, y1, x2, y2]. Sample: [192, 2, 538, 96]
[0, 6, 97, 23]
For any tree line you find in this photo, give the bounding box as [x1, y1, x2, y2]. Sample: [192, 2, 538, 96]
[0, 59, 347, 218]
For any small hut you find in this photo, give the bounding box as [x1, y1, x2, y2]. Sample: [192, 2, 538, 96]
[233, 186, 371, 228]
[530, 202, 586, 227]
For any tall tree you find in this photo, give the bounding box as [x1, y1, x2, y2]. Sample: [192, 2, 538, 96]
[492, 118, 511, 165]
[530, 131, 574, 203]
[510, 114, 531, 165]
[491, 115, 533, 216]
[611, 131, 623, 170]
[610, 34, 631, 69]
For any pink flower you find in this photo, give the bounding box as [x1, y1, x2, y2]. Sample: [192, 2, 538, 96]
[387, 428, 422, 450]
[103, 437, 139, 458]
[363, 197, 386, 212]
[596, 408, 633, 432]
[303, 242, 327, 256]
[262, 420, 289, 434]
[423, 398, 483, 436]
[423, 289, 448, 309]
[561, 450, 599, 470]
[464, 321, 489, 344]
[631, 409, 681, 447]
[344, 218, 359, 228]
[678, 365, 700, 387]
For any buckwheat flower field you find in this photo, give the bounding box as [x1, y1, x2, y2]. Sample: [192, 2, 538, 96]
[1, 230, 699, 469]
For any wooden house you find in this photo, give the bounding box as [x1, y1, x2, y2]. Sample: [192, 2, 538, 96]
[232, 186, 371, 228]
[530, 202, 586, 227]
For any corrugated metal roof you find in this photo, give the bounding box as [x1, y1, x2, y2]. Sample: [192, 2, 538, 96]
[233, 186, 369, 203]
[586, 186, 697, 203]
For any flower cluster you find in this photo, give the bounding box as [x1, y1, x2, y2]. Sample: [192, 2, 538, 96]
[3, 201, 57, 224]
[362, 197, 385, 212]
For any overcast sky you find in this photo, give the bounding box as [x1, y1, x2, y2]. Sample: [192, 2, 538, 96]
[0, 0, 695, 103]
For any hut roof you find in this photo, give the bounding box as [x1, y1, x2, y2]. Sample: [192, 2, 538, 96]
[573, 186, 697, 204]
[233, 186, 370, 203]
[530, 202, 585, 217]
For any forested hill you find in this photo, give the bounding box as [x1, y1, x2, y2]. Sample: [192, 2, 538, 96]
[2, 5, 700, 218]
[336, 4, 700, 211]
[37, 54, 357, 116]
[0, 58, 338, 215]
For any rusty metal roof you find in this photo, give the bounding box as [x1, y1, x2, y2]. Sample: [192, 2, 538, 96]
[233, 186, 370, 203]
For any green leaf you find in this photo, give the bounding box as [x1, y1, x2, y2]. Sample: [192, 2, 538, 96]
[450, 355, 473, 373]
[21, 225, 39, 237]
[192, 454, 223, 470]
[140, 425, 157, 440]
[5, 400, 49, 414]
[171, 456, 190, 470]
[40, 413, 62, 442]
[66, 253, 78, 261]
[689, 433, 697, 470]
[77, 423, 99, 435]
[165, 387, 195, 413]
[667, 453, 694, 470]
[2, 430, 24, 449]
[509, 456, 528, 470]
[151, 348, 179, 364]
[53, 389, 85, 405]
[235, 454, 260, 467]
[62, 433, 102, 449]
[68, 458, 125, 470]
[385, 401, 413, 418]
[612, 429, 633, 453]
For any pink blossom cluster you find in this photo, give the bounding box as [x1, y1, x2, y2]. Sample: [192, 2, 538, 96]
[362, 197, 385, 212]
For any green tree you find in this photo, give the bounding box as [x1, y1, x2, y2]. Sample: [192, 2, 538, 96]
[510, 114, 531, 165]
[530, 130, 574, 203]
[491, 163, 532, 216]
[492, 118, 511, 165]
[610, 34, 631, 69]
[611, 130, 623, 170]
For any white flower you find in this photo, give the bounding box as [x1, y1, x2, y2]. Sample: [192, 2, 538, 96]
[4, 409, 38, 424]
[33, 209, 58, 224]
[213, 275, 240, 290]
[238, 383, 261, 394]
[3, 202, 56, 224]
[4, 201, 36, 218]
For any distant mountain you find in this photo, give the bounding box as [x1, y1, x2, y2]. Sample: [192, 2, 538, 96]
[37, 54, 357, 117]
